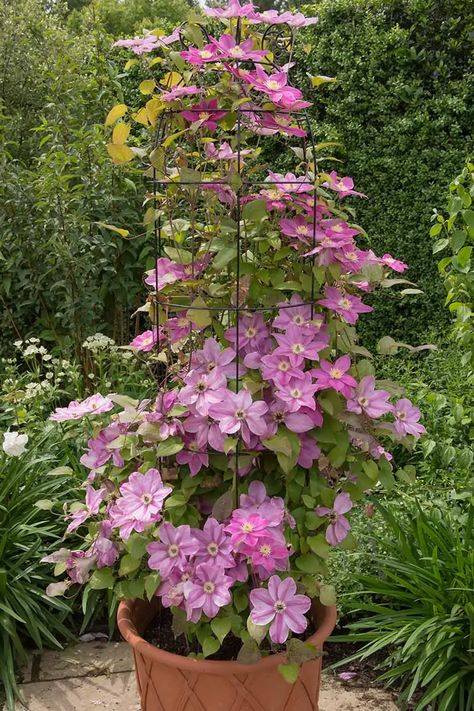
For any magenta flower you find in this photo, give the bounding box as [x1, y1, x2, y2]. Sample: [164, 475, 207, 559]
[274, 325, 327, 364]
[275, 374, 319, 413]
[249, 112, 307, 138]
[164, 313, 196, 343]
[347, 376, 393, 419]
[239, 482, 285, 528]
[144, 257, 184, 290]
[247, 67, 311, 109]
[381, 253, 408, 273]
[225, 314, 269, 355]
[205, 141, 252, 162]
[89, 522, 120, 568]
[193, 517, 235, 569]
[260, 352, 305, 384]
[176, 433, 209, 476]
[159, 85, 202, 102]
[181, 98, 226, 132]
[312, 355, 357, 399]
[249, 575, 311, 644]
[280, 215, 317, 244]
[204, 0, 257, 19]
[392, 399, 426, 438]
[183, 412, 225, 452]
[66, 486, 106, 534]
[317, 286, 373, 325]
[225, 511, 270, 547]
[109, 469, 172, 539]
[267, 399, 318, 435]
[129, 328, 162, 352]
[180, 43, 220, 66]
[273, 295, 322, 332]
[113, 35, 159, 55]
[183, 563, 233, 621]
[179, 369, 226, 416]
[80, 422, 127, 473]
[190, 337, 236, 378]
[246, 532, 290, 579]
[322, 171, 367, 198]
[147, 523, 199, 578]
[50, 393, 114, 422]
[209, 389, 269, 443]
[316, 492, 353, 546]
[297, 434, 321, 468]
[254, 9, 319, 27]
[144, 391, 183, 440]
[212, 34, 268, 62]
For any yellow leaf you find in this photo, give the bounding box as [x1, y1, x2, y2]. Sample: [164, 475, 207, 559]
[105, 103, 128, 126]
[95, 222, 130, 237]
[112, 122, 131, 145]
[149, 57, 163, 68]
[146, 98, 163, 126]
[187, 297, 212, 329]
[309, 75, 336, 87]
[124, 58, 138, 71]
[303, 43, 312, 54]
[160, 71, 182, 88]
[140, 79, 156, 95]
[151, 27, 166, 36]
[106, 143, 136, 165]
[132, 107, 150, 126]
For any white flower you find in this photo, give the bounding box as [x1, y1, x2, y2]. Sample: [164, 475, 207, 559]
[3, 431, 28, 457]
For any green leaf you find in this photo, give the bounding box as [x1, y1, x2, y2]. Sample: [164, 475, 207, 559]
[213, 246, 237, 271]
[286, 638, 319, 664]
[144, 573, 161, 601]
[212, 489, 234, 521]
[295, 554, 324, 574]
[89, 568, 115, 590]
[156, 437, 183, 457]
[242, 199, 267, 222]
[319, 584, 336, 606]
[211, 617, 232, 644]
[125, 534, 148, 559]
[237, 640, 261, 664]
[187, 296, 212, 328]
[119, 554, 141, 577]
[202, 636, 220, 658]
[278, 662, 300, 684]
[307, 534, 331, 559]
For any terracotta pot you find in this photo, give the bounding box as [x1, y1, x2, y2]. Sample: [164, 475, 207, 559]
[118, 596, 337, 711]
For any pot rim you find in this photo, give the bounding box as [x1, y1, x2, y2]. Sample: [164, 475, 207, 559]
[118, 597, 337, 676]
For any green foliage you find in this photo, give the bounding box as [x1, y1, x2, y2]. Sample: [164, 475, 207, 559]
[335, 502, 474, 710]
[432, 160, 474, 366]
[297, 0, 474, 343]
[0, 432, 82, 709]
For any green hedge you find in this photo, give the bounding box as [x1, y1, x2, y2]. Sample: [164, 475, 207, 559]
[296, 0, 474, 344]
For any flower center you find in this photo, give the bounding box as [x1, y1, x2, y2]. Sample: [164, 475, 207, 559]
[181, 572, 190, 582]
[278, 360, 289, 371]
[293, 315, 304, 325]
[168, 544, 179, 558]
[291, 343, 304, 354]
[200, 50, 213, 59]
[274, 600, 286, 613]
[259, 544, 271, 556]
[199, 111, 210, 120]
[141, 493, 152, 505]
[290, 388, 302, 399]
[338, 298, 351, 310]
[345, 252, 357, 261]
[329, 368, 343, 379]
[296, 225, 309, 235]
[207, 361, 216, 371]
[229, 46, 244, 57]
[358, 396, 369, 407]
[235, 409, 246, 420]
[196, 381, 207, 392]
[267, 80, 280, 90]
[207, 542, 219, 556]
[204, 581, 215, 593]
[178, 318, 189, 327]
[397, 411, 406, 420]
[337, 181, 346, 190]
[245, 327, 257, 338]
[241, 521, 254, 533]
[332, 224, 343, 233]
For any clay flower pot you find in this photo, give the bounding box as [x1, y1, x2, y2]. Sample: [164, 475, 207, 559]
[118, 597, 337, 711]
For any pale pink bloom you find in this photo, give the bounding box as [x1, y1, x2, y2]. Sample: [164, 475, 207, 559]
[80, 422, 127, 472]
[312, 355, 357, 399]
[346, 376, 393, 419]
[204, 0, 257, 19]
[180, 43, 220, 66]
[266, 399, 316, 436]
[113, 35, 158, 55]
[247, 534, 290, 579]
[297, 434, 321, 468]
[89, 522, 120, 568]
[280, 215, 319, 244]
[274, 324, 327, 364]
[204, 141, 251, 162]
[246, 67, 311, 109]
[225, 314, 270, 355]
[275, 374, 319, 412]
[109, 469, 172, 539]
[248, 112, 307, 138]
[165, 313, 196, 343]
[181, 99, 226, 132]
[183, 563, 233, 621]
[159, 85, 202, 102]
[322, 171, 367, 198]
[209, 389, 269, 443]
[129, 328, 161, 352]
[144, 257, 184, 290]
[202, 182, 237, 205]
[260, 352, 305, 384]
[50, 393, 114, 422]
[176, 433, 209, 476]
[66, 486, 106, 534]
[193, 517, 235, 569]
[182, 412, 225, 452]
[65, 551, 96, 585]
[316, 492, 353, 545]
[392, 399, 426, 438]
[179, 369, 227, 416]
[144, 391, 183, 440]
[250, 575, 311, 644]
[212, 34, 268, 62]
[273, 295, 324, 332]
[239, 482, 286, 528]
[317, 286, 373, 325]
[322, 219, 362, 240]
[336, 246, 370, 273]
[254, 9, 319, 27]
[190, 337, 236, 378]
[147, 523, 199, 578]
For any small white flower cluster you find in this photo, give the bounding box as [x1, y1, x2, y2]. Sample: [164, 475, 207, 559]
[82, 333, 116, 353]
[24, 381, 54, 399]
[14, 338, 52, 360]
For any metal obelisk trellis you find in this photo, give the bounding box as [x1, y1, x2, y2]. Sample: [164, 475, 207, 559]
[148, 19, 319, 505]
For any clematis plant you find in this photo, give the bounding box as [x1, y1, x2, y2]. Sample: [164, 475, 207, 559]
[46, 0, 425, 671]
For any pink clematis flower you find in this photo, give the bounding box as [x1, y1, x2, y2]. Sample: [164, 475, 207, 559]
[147, 523, 199, 578]
[179, 368, 227, 416]
[254, 9, 319, 27]
[183, 563, 233, 621]
[212, 34, 268, 62]
[280, 215, 320, 244]
[274, 325, 327, 364]
[273, 295, 324, 333]
[346, 376, 393, 419]
[204, 141, 252, 162]
[248, 112, 307, 138]
[249, 575, 311, 644]
[176, 432, 209, 476]
[50, 393, 114, 422]
[193, 517, 235, 569]
[317, 286, 373, 325]
[239, 482, 286, 527]
[109, 469, 172, 539]
[297, 434, 321, 468]
[190, 337, 236, 378]
[209, 389, 269, 443]
[129, 328, 163, 352]
[247, 534, 290, 579]
[159, 85, 202, 102]
[245, 67, 311, 109]
[164, 313, 196, 343]
[204, 0, 257, 19]
[316, 492, 353, 545]
[392, 399, 426, 438]
[89, 521, 120, 568]
[181, 99, 226, 132]
[80, 422, 128, 473]
[312, 355, 358, 399]
[180, 43, 220, 66]
[113, 35, 159, 55]
[66, 486, 106, 534]
[260, 351, 305, 384]
[275, 374, 319, 413]
[144, 257, 184, 290]
[322, 171, 367, 198]
[380, 253, 408, 273]
[225, 314, 270, 356]
[225, 511, 270, 547]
